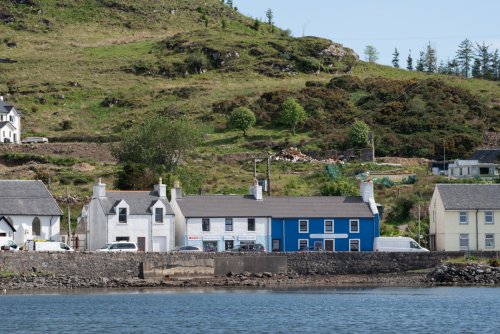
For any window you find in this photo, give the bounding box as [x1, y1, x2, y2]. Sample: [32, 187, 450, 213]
[299, 220, 309, 233]
[32, 217, 41, 236]
[485, 211, 494, 225]
[118, 208, 127, 223]
[9, 115, 13, 122]
[155, 208, 163, 223]
[248, 218, 255, 232]
[349, 239, 360, 252]
[459, 212, 468, 224]
[324, 220, 333, 233]
[349, 220, 359, 233]
[225, 218, 233, 232]
[202, 218, 210, 232]
[314, 241, 323, 251]
[485, 234, 495, 249]
[225, 240, 234, 250]
[298, 239, 308, 251]
[272, 239, 281, 252]
[116, 236, 129, 242]
[459, 234, 469, 250]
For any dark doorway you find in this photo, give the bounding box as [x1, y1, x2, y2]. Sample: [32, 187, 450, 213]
[137, 237, 146, 252]
[272, 239, 281, 252]
[225, 240, 234, 250]
[325, 240, 334, 251]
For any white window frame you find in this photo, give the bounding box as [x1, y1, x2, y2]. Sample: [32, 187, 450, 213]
[225, 218, 233, 232]
[154, 207, 163, 223]
[298, 220, 309, 233]
[248, 218, 256, 232]
[298, 239, 309, 250]
[349, 219, 359, 233]
[459, 234, 469, 250]
[324, 220, 334, 234]
[118, 208, 127, 223]
[485, 211, 494, 225]
[349, 239, 360, 252]
[459, 211, 468, 224]
[485, 234, 495, 249]
[202, 218, 210, 232]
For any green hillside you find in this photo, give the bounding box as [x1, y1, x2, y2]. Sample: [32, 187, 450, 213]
[1, 0, 499, 237]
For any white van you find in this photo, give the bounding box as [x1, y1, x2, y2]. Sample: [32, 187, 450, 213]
[26, 240, 74, 252]
[0, 237, 19, 251]
[373, 237, 429, 252]
[95, 241, 138, 252]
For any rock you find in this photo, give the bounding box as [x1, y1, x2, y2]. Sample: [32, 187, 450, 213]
[263, 272, 272, 277]
[253, 273, 263, 278]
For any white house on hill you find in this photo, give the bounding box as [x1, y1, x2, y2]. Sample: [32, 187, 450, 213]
[86, 179, 175, 251]
[0, 180, 62, 246]
[0, 97, 21, 144]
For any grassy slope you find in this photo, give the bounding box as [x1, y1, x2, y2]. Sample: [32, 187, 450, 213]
[0, 0, 498, 237]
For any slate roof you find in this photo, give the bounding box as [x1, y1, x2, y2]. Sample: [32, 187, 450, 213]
[0, 121, 15, 129]
[0, 180, 62, 216]
[98, 191, 174, 215]
[0, 101, 14, 113]
[176, 195, 374, 218]
[468, 149, 500, 164]
[437, 184, 500, 210]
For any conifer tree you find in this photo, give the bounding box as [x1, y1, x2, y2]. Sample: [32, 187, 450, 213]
[392, 48, 400, 68]
[406, 50, 413, 70]
[456, 38, 473, 78]
[471, 58, 481, 78]
[416, 51, 425, 72]
[475, 42, 492, 79]
[266, 8, 274, 32]
[424, 42, 437, 73]
[491, 49, 500, 81]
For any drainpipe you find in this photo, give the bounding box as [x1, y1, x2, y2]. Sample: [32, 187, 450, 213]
[282, 219, 285, 252]
[49, 216, 55, 240]
[476, 209, 479, 251]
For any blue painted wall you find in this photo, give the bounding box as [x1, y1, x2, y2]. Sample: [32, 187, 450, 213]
[271, 216, 379, 252]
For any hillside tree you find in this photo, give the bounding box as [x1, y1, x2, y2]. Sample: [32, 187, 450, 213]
[392, 48, 400, 68]
[416, 51, 425, 72]
[113, 116, 201, 174]
[475, 42, 492, 79]
[229, 107, 256, 137]
[456, 38, 474, 77]
[406, 50, 413, 70]
[363, 45, 379, 63]
[347, 120, 370, 148]
[280, 98, 307, 135]
[226, 0, 233, 8]
[471, 58, 482, 78]
[265, 8, 274, 32]
[424, 42, 437, 73]
[491, 49, 499, 81]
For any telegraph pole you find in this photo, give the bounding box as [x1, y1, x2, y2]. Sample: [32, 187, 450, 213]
[67, 186, 71, 246]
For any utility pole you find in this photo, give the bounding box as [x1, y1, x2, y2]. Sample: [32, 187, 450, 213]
[418, 192, 421, 245]
[67, 186, 71, 246]
[267, 155, 271, 196]
[443, 140, 446, 175]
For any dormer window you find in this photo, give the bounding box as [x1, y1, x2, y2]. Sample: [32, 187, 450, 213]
[118, 208, 127, 223]
[155, 208, 163, 223]
[9, 115, 13, 122]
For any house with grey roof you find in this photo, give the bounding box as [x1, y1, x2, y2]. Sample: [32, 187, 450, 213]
[447, 149, 500, 180]
[0, 97, 21, 144]
[170, 180, 380, 252]
[429, 184, 500, 251]
[86, 179, 175, 251]
[0, 180, 62, 246]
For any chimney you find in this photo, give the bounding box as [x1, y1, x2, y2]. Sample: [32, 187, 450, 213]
[154, 177, 167, 198]
[360, 180, 374, 203]
[93, 178, 106, 198]
[171, 180, 182, 200]
[249, 179, 263, 201]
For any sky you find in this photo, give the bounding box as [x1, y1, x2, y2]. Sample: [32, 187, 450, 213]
[233, 0, 500, 67]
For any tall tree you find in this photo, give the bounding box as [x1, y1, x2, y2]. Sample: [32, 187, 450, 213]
[226, 0, 233, 8]
[456, 38, 474, 78]
[424, 42, 437, 73]
[416, 51, 425, 72]
[406, 50, 413, 70]
[280, 98, 307, 135]
[113, 116, 201, 174]
[265, 8, 274, 32]
[347, 120, 370, 148]
[448, 58, 460, 76]
[471, 58, 482, 78]
[392, 48, 400, 68]
[363, 45, 379, 64]
[229, 107, 256, 137]
[475, 42, 492, 79]
[491, 49, 500, 81]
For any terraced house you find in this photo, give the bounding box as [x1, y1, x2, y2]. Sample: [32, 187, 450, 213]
[429, 184, 500, 251]
[170, 180, 380, 252]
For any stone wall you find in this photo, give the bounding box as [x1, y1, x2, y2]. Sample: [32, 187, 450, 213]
[0, 251, 498, 279]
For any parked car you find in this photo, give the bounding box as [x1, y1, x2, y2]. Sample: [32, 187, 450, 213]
[172, 245, 202, 253]
[21, 137, 49, 144]
[228, 243, 266, 253]
[373, 237, 429, 252]
[96, 241, 138, 252]
[25, 240, 74, 252]
[0, 237, 19, 251]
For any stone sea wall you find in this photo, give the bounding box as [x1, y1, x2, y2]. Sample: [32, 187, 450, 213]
[1, 251, 498, 279]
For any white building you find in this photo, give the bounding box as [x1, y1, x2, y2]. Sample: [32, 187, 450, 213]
[170, 181, 271, 252]
[0, 180, 62, 246]
[0, 97, 21, 144]
[86, 179, 175, 251]
[448, 159, 499, 180]
[429, 184, 500, 251]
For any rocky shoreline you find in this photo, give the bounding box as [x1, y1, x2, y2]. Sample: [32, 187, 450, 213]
[1, 263, 498, 292]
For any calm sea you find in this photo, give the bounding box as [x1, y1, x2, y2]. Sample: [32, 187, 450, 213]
[1, 287, 498, 333]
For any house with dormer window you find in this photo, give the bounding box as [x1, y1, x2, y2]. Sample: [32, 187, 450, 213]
[86, 179, 175, 251]
[0, 97, 21, 144]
